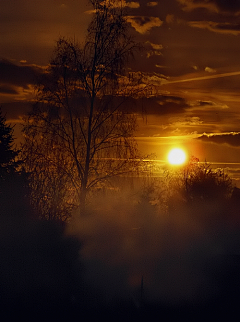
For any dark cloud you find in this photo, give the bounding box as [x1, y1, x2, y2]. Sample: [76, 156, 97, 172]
[197, 100, 216, 106]
[1, 101, 33, 120]
[0, 59, 43, 88]
[217, 22, 240, 31]
[197, 132, 240, 147]
[128, 94, 189, 115]
[134, 0, 178, 16]
[0, 85, 18, 95]
[212, 0, 240, 12]
[177, 0, 240, 13]
[0, 1, 91, 64]
[0, 60, 42, 123]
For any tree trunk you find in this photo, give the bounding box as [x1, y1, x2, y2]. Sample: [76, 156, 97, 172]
[79, 185, 87, 215]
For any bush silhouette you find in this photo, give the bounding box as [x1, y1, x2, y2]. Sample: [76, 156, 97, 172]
[182, 158, 233, 204]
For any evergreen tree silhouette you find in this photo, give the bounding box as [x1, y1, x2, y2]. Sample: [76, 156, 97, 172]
[0, 107, 19, 180]
[0, 107, 28, 217]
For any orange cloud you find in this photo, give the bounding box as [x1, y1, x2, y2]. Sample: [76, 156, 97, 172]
[127, 16, 163, 34]
[146, 41, 163, 50]
[166, 14, 174, 24]
[147, 2, 158, 6]
[205, 67, 216, 73]
[145, 41, 163, 58]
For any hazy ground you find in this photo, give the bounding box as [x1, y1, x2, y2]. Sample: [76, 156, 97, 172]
[1, 178, 240, 320]
[66, 184, 240, 317]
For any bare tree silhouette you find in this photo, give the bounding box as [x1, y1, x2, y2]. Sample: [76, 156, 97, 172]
[22, 0, 143, 217]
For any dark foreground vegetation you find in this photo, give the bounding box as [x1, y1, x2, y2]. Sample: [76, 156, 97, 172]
[1, 188, 240, 322]
[1, 163, 240, 321]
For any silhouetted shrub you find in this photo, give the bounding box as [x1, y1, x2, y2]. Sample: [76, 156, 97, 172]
[182, 157, 233, 204]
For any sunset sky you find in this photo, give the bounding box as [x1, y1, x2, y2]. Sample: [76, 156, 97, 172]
[1, 0, 240, 184]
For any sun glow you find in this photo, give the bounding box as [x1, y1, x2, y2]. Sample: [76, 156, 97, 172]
[168, 148, 187, 165]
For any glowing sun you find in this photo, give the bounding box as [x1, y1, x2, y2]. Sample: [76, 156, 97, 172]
[168, 148, 187, 165]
